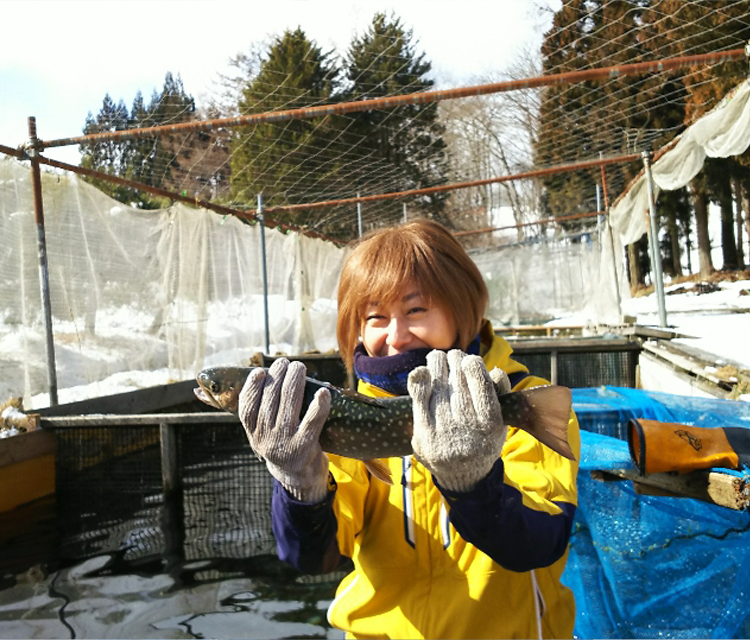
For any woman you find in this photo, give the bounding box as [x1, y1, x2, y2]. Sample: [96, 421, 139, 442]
[239, 219, 580, 639]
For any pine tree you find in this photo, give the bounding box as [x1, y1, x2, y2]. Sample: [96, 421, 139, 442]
[646, 0, 750, 276]
[538, 1, 653, 226]
[79, 94, 131, 201]
[341, 12, 449, 227]
[144, 72, 198, 199]
[537, 0, 602, 222]
[79, 73, 201, 209]
[228, 28, 341, 226]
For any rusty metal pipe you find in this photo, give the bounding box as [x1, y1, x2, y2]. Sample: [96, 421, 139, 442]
[261, 153, 641, 214]
[33, 155, 344, 245]
[453, 210, 604, 237]
[0, 142, 23, 158]
[40, 49, 746, 150]
[27, 117, 59, 406]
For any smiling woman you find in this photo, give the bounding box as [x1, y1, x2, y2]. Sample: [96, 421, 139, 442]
[361, 285, 458, 356]
[337, 219, 487, 372]
[236, 218, 581, 639]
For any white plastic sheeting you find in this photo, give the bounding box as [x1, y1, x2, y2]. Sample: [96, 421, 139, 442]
[471, 220, 628, 329]
[1, 155, 627, 406]
[0, 156, 345, 406]
[610, 79, 750, 245]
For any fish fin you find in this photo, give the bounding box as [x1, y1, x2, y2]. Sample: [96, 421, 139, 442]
[364, 459, 393, 485]
[516, 386, 576, 461]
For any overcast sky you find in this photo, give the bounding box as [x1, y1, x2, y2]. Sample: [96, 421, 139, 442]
[1, 0, 558, 164]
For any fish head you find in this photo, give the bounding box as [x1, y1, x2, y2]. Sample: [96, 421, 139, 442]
[194, 367, 250, 414]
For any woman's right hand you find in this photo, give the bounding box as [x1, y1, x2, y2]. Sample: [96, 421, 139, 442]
[238, 357, 331, 503]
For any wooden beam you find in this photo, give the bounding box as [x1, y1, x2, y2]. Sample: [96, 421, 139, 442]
[39, 412, 238, 428]
[592, 467, 749, 511]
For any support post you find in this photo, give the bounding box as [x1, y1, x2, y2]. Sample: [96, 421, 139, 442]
[357, 192, 363, 237]
[159, 421, 185, 572]
[27, 117, 58, 406]
[403, 202, 408, 223]
[257, 194, 271, 354]
[641, 149, 668, 328]
[550, 350, 558, 386]
[160, 422, 179, 495]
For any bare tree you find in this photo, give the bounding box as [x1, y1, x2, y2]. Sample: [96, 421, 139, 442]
[439, 49, 543, 244]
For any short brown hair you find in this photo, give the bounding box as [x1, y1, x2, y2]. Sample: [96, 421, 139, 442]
[337, 219, 488, 373]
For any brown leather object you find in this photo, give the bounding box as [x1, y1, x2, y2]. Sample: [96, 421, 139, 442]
[628, 418, 750, 475]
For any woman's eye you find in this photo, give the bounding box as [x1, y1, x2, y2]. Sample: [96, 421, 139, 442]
[407, 306, 427, 315]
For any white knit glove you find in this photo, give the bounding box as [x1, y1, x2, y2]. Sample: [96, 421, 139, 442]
[238, 358, 331, 503]
[408, 349, 511, 493]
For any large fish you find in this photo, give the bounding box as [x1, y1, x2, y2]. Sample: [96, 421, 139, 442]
[195, 366, 575, 482]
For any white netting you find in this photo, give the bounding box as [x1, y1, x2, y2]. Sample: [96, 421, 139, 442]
[1, 156, 627, 408]
[471, 220, 628, 328]
[0, 156, 344, 407]
[610, 78, 750, 245]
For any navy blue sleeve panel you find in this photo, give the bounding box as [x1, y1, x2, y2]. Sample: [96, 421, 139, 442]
[435, 459, 576, 572]
[271, 478, 342, 575]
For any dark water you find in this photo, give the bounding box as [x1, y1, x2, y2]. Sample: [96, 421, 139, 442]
[0, 429, 344, 639]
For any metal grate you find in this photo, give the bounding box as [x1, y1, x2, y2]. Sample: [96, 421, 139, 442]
[510, 338, 640, 388]
[52, 422, 276, 568]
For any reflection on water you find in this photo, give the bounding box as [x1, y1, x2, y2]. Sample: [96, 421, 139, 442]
[0, 551, 341, 638]
[0, 424, 345, 639]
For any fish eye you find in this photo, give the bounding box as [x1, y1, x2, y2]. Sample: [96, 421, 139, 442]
[209, 381, 219, 393]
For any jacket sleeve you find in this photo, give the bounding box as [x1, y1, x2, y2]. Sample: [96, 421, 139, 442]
[271, 476, 343, 575]
[436, 409, 580, 572]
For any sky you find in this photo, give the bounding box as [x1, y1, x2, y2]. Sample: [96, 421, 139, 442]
[0, 0, 558, 165]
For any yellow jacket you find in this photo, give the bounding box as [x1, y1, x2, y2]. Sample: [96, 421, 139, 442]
[326, 325, 581, 639]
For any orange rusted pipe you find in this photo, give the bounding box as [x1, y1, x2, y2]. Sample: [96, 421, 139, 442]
[40, 49, 746, 150]
[261, 154, 640, 214]
[35, 155, 344, 245]
[453, 210, 604, 236]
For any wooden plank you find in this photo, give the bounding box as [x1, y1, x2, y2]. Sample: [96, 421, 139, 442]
[640, 340, 741, 392]
[160, 423, 179, 495]
[36, 379, 198, 417]
[593, 467, 749, 511]
[39, 412, 239, 428]
[604, 325, 694, 340]
[0, 454, 55, 512]
[0, 430, 56, 467]
[508, 336, 640, 353]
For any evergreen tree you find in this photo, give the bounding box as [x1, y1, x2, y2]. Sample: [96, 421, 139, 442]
[228, 27, 341, 226]
[146, 72, 197, 195]
[537, 0, 602, 222]
[79, 73, 202, 209]
[341, 12, 449, 226]
[79, 94, 131, 202]
[538, 1, 653, 229]
[645, 0, 750, 276]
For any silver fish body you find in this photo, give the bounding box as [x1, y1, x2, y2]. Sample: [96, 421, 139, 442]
[194, 366, 575, 462]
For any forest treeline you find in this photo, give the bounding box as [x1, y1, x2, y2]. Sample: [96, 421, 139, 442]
[538, 0, 750, 286]
[79, 12, 447, 239]
[78, 2, 750, 287]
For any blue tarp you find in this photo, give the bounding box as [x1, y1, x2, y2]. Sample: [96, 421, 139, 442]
[565, 388, 750, 639]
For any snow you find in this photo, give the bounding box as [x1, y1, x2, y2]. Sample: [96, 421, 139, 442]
[620, 278, 750, 369]
[6, 280, 749, 410]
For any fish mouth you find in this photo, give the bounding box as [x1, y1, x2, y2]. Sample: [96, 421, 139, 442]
[194, 386, 222, 410]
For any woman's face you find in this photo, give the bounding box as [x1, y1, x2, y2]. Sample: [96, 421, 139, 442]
[361, 283, 458, 357]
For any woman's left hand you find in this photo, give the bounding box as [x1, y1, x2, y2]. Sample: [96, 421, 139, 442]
[407, 349, 510, 492]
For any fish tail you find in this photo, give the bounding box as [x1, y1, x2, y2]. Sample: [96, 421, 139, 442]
[514, 386, 576, 461]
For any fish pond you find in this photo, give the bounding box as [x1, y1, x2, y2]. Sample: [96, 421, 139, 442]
[0, 422, 345, 639]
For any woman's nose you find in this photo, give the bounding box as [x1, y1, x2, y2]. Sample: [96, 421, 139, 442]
[387, 317, 411, 348]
